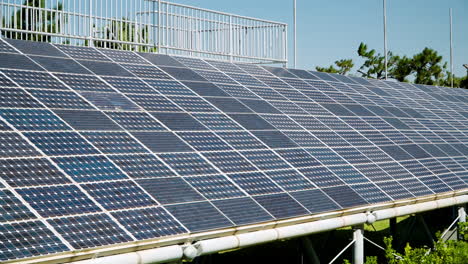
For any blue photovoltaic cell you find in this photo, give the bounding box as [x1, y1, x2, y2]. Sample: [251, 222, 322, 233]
[127, 94, 181, 111]
[0, 158, 70, 187]
[81, 132, 148, 154]
[54, 110, 122, 131]
[17, 185, 101, 217]
[227, 172, 283, 195]
[251, 130, 299, 148]
[0, 109, 71, 131]
[160, 67, 207, 82]
[228, 114, 275, 130]
[254, 193, 308, 219]
[170, 96, 219, 112]
[2, 70, 67, 89]
[6, 39, 65, 57]
[265, 169, 315, 191]
[103, 77, 155, 94]
[213, 197, 274, 225]
[206, 97, 253, 113]
[0, 132, 41, 158]
[193, 113, 244, 130]
[290, 189, 341, 213]
[131, 132, 193, 153]
[53, 155, 127, 183]
[48, 214, 133, 249]
[0, 189, 37, 221]
[241, 149, 291, 170]
[81, 181, 157, 210]
[182, 81, 230, 97]
[216, 131, 268, 150]
[276, 149, 321, 168]
[0, 221, 68, 261]
[109, 154, 176, 179]
[299, 167, 344, 187]
[202, 151, 257, 173]
[177, 131, 233, 151]
[322, 186, 368, 208]
[77, 60, 133, 77]
[24, 132, 99, 156]
[29, 90, 93, 110]
[158, 152, 218, 176]
[111, 207, 188, 240]
[151, 112, 207, 131]
[184, 175, 245, 199]
[137, 177, 205, 204]
[80, 92, 141, 111]
[165, 201, 233, 232]
[0, 53, 44, 71]
[31, 56, 92, 74]
[106, 111, 166, 131]
[53, 73, 115, 92]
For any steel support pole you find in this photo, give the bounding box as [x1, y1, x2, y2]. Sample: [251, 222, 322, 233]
[383, 0, 388, 80]
[353, 226, 364, 264]
[458, 206, 466, 240]
[449, 8, 453, 88]
[293, 0, 297, 68]
[300, 237, 320, 264]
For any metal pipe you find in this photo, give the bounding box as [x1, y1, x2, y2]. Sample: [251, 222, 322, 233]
[353, 226, 364, 264]
[450, 8, 453, 88]
[293, 0, 297, 68]
[383, 0, 388, 80]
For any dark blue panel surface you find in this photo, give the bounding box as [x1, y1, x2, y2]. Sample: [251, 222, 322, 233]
[54, 110, 122, 131]
[254, 193, 309, 219]
[213, 197, 273, 225]
[0, 53, 44, 71]
[17, 185, 101, 217]
[165, 202, 233, 232]
[31, 56, 91, 74]
[78, 60, 133, 77]
[251, 130, 299, 148]
[111, 207, 188, 239]
[151, 112, 207, 131]
[54, 155, 127, 183]
[228, 114, 276, 130]
[0, 221, 68, 261]
[137, 177, 204, 204]
[131, 132, 193, 153]
[322, 186, 368, 208]
[0, 158, 70, 187]
[48, 214, 133, 249]
[291, 189, 341, 213]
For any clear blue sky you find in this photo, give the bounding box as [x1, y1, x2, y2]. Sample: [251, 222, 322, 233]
[173, 0, 468, 77]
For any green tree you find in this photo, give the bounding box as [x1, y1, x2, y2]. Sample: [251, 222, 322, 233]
[411, 47, 446, 85]
[2, 0, 65, 42]
[316, 59, 354, 75]
[390, 55, 413, 82]
[90, 19, 156, 52]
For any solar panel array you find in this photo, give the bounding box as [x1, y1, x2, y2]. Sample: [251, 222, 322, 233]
[1, 38, 468, 262]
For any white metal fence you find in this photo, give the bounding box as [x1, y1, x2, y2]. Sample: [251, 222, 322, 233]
[0, 0, 288, 64]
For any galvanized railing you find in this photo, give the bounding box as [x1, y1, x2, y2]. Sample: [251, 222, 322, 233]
[0, 0, 288, 64]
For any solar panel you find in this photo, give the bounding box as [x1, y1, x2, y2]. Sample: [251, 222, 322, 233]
[1, 38, 468, 262]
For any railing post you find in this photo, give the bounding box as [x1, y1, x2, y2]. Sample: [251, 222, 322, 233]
[0, 2, 3, 39]
[157, 0, 161, 53]
[88, 0, 94, 47]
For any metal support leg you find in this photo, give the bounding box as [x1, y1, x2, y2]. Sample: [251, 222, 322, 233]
[417, 215, 434, 243]
[300, 237, 320, 264]
[353, 226, 364, 264]
[458, 205, 466, 240]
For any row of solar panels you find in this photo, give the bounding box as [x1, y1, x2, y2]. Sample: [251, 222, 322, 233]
[0, 38, 467, 262]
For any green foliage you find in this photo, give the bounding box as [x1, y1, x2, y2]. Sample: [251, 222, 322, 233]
[317, 42, 466, 89]
[316, 59, 354, 75]
[90, 19, 157, 52]
[411, 47, 446, 85]
[2, 0, 65, 42]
